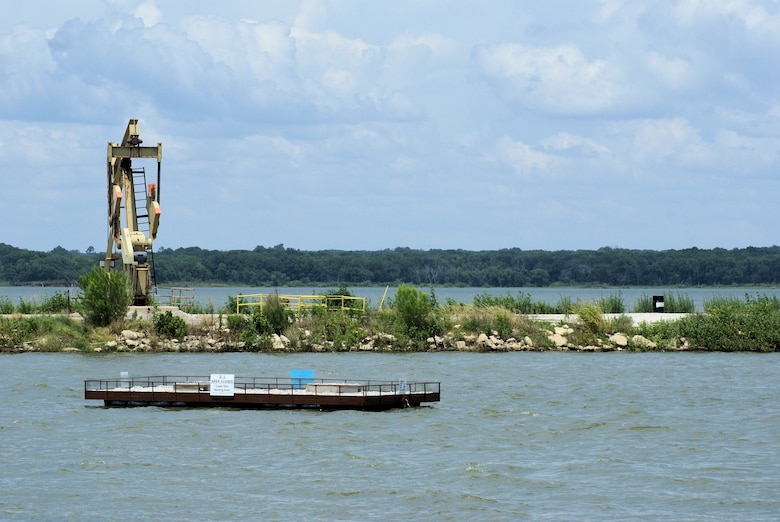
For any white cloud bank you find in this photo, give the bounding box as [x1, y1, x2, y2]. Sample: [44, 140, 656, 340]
[0, 0, 778, 252]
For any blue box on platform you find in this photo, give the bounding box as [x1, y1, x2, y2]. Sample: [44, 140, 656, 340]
[291, 369, 314, 389]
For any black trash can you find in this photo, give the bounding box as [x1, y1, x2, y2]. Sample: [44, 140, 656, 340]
[652, 295, 664, 313]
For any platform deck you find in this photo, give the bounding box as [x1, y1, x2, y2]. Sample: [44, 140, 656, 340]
[84, 375, 440, 411]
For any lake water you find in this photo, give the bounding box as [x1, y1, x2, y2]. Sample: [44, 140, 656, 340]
[3, 286, 780, 312]
[1, 352, 778, 520]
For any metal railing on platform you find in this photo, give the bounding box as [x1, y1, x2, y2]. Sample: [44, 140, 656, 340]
[84, 375, 440, 397]
[235, 293, 366, 314]
[156, 287, 195, 308]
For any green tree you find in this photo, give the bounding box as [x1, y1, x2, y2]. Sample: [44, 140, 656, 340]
[391, 284, 448, 341]
[154, 310, 187, 338]
[78, 266, 133, 326]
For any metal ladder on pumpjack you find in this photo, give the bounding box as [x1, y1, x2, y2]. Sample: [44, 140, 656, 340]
[131, 167, 158, 295]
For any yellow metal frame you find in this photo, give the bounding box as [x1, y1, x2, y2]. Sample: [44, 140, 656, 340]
[235, 294, 366, 314]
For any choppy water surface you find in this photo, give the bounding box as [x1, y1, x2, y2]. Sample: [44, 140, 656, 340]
[1, 352, 778, 521]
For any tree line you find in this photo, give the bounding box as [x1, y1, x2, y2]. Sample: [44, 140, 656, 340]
[1, 242, 779, 287]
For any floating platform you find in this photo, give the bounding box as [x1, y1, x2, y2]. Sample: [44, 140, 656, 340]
[84, 374, 440, 411]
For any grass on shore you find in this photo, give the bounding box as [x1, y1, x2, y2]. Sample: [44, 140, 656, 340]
[2, 290, 780, 353]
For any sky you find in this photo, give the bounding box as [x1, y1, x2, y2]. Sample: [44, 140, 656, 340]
[1, 0, 779, 253]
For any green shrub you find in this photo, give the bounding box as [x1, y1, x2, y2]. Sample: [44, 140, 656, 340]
[494, 312, 513, 339]
[0, 317, 33, 349]
[39, 292, 70, 313]
[555, 296, 574, 314]
[635, 318, 682, 349]
[0, 315, 88, 351]
[0, 297, 13, 314]
[702, 293, 779, 313]
[154, 311, 187, 338]
[226, 313, 247, 331]
[703, 294, 743, 312]
[665, 293, 695, 313]
[393, 284, 432, 339]
[310, 308, 366, 350]
[473, 291, 558, 314]
[596, 292, 624, 314]
[221, 313, 273, 350]
[262, 293, 290, 334]
[323, 285, 363, 313]
[252, 310, 273, 335]
[747, 293, 780, 310]
[679, 294, 780, 351]
[460, 309, 493, 335]
[576, 301, 607, 336]
[226, 295, 239, 314]
[241, 329, 273, 352]
[330, 311, 364, 348]
[632, 294, 653, 313]
[78, 266, 133, 327]
[17, 298, 33, 314]
[223, 314, 250, 344]
[607, 314, 634, 334]
[390, 284, 447, 341]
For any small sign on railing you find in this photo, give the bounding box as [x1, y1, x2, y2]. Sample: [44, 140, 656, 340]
[210, 374, 235, 397]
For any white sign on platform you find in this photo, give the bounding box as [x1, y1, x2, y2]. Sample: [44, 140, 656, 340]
[210, 374, 235, 397]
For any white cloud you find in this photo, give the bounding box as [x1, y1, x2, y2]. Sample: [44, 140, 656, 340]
[596, 0, 625, 21]
[715, 129, 780, 170]
[673, 0, 780, 36]
[475, 43, 621, 115]
[1, 1, 779, 252]
[0, 27, 58, 117]
[645, 51, 698, 91]
[630, 117, 710, 165]
[541, 132, 609, 157]
[131, 1, 163, 27]
[388, 33, 457, 58]
[494, 136, 556, 175]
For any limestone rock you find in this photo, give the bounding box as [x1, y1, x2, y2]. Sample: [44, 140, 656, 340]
[631, 334, 657, 349]
[271, 334, 286, 350]
[549, 332, 568, 347]
[555, 325, 574, 336]
[609, 333, 628, 347]
[121, 329, 139, 340]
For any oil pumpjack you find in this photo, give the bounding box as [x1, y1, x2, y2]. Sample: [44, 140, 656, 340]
[102, 119, 162, 305]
